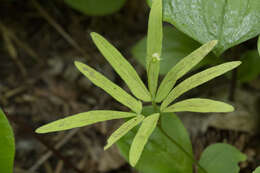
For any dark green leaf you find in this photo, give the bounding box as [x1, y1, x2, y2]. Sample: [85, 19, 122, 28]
[36, 111, 138, 133]
[64, 0, 126, 16]
[238, 50, 260, 82]
[257, 36, 260, 55]
[198, 143, 247, 173]
[75, 61, 142, 113]
[148, 0, 260, 56]
[0, 109, 15, 173]
[117, 106, 193, 173]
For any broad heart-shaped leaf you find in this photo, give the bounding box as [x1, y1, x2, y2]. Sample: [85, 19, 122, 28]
[132, 26, 222, 75]
[36, 111, 137, 133]
[163, 98, 234, 113]
[64, 0, 126, 16]
[253, 166, 260, 173]
[147, 0, 163, 98]
[104, 115, 145, 150]
[198, 143, 247, 173]
[155, 39, 218, 102]
[129, 113, 160, 167]
[75, 61, 142, 114]
[0, 109, 15, 173]
[257, 36, 260, 55]
[148, 0, 260, 56]
[161, 61, 241, 111]
[117, 106, 193, 173]
[238, 50, 260, 83]
[90, 32, 151, 102]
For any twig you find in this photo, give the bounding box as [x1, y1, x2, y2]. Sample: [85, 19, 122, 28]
[31, 0, 88, 57]
[29, 129, 79, 172]
[2, 30, 27, 77]
[3, 110, 84, 173]
[0, 21, 42, 62]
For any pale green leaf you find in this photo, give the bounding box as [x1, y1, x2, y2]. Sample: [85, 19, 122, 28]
[161, 61, 241, 110]
[0, 109, 15, 173]
[129, 113, 160, 167]
[132, 26, 222, 75]
[147, 0, 162, 98]
[155, 40, 218, 102]
[257, 36, 260, 55]
[253, 166, 260, 173]
[104, 115, 144, 150]
[163, 98, 234, 113]
[198, 143, 247, 173]
[117, 106, 193, 173]
[75, 61, 142, 113]
[90, 32, 151, 102]
[36, 111, 137, 134]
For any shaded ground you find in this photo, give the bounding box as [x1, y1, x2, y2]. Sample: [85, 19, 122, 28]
[0, 0, 260, 173]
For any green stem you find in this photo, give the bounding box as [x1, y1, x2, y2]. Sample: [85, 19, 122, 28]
[158, 123, 208, 173]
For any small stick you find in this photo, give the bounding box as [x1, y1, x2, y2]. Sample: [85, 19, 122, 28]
[0, 21, 42, 62]
[31, 0, 88, 58]
[29, 129, 79, 172]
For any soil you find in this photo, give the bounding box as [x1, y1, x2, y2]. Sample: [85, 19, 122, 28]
[0, 0, 260, 173]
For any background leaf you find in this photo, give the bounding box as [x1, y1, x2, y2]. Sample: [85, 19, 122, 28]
[132, 26, 221, 75]
[148, 0, 260, 56]
[75, 61, 142, 113]
[36, 111, 137, 133]
[0, 109, 15, 173]
[238, 50, 260, 83]
[117, 106, 193, 173]
[64, 0, 126, 16]
[257, 36, 260, 55]
[198, 143, 247, 173]
[163, 98, 234, 113]
[253, 166, 260, 173]
[161, 61, 241, 110]
[91, 32, 151, 102]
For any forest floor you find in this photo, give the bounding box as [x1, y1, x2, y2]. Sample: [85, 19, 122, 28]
[0, 0, 260, 173]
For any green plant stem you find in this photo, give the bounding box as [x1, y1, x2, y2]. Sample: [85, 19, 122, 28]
[158, 123, 208, 173]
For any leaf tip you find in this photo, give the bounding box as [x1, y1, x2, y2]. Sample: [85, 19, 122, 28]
[211, 40, 218, 47]
[74, 61, 83, 69]
[35, 126, 46, 134]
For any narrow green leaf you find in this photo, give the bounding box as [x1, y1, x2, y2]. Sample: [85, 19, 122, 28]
[104, 115, 145, 150]
[0, 109, 15, 173]
[75, 61, 142, 113]
[161, 61, 241, 110]
[163, 98, 234, 113]
[147, 0, 163, 98]
[156, 40, 218, 102]
[257, 36, 260, 55]
[36, 111, 137, 133]
[253, 166, 260, 173]
[198, 143, 247, 173]
[129, 113, 160, 167]
[91, 32, 151, 102]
